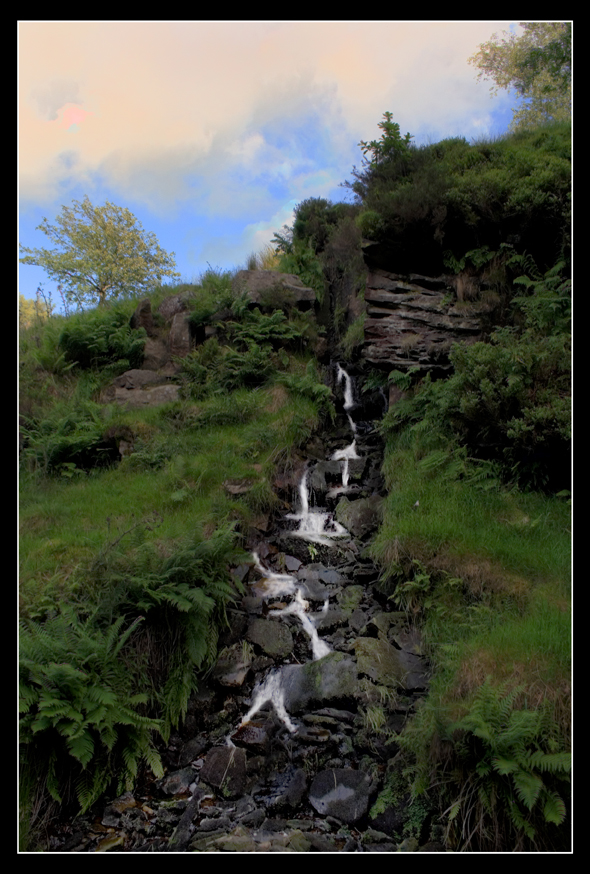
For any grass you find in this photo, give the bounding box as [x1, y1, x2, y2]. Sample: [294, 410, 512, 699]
[369, 422, 571, 849]
[19, 372, 324, 621]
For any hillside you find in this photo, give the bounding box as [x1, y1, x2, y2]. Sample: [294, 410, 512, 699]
[19, 121, 571, 852]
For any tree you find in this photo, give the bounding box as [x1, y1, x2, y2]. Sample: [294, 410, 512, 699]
[358, 112, 414, 165]
[469, 23, 572, 131]
[20, 196, 181, 308]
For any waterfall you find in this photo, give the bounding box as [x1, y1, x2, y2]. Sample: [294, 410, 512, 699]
[238, 365, 360, 734]
[336, 363, 354, 411]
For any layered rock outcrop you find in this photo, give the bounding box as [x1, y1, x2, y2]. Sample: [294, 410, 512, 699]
[361, 267, 485, 372]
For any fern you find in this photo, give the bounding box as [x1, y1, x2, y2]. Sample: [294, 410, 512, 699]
[440, 679, 570, 849]
[19, 608, 162, 813]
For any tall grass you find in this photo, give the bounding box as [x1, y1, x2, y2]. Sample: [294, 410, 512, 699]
[370, 418, 571, 850]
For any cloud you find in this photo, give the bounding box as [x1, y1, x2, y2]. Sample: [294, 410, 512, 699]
[19, 21, 520, 217]
[29, 79, 83, 121]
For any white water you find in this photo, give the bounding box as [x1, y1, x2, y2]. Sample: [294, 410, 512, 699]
[336, 363, 354, 411]
[331, 440, 360, 489]
[237, 365, 360, 734]
[285, 468, 350, 546]
[238, 555, 331, 733]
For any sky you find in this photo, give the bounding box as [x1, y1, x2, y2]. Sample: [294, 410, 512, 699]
[18, 20, 525, 306]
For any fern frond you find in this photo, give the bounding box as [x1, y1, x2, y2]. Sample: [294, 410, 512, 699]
[143, 745, 164, 779]
[75, 765, 111, 814]
[526, 750, 571, 774]
[512, 768, 543, 810]
[542, 789, 567, 825]
[508, 801, 536, 840]
[66, 728, 95, 767]
[492, 754, 520, 775]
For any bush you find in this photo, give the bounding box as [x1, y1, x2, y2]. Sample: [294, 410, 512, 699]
[346, 119, 570, 274]
[58, 305, 146, 370]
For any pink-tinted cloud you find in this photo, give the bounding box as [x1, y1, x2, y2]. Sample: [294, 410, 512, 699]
[51, 103, 93, 131]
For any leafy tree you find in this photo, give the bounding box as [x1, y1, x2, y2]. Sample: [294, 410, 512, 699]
[19, 291, 52, 330]
[20, 196, 181, 308]
[358, 111, 414, 165]
[469, 22, 572, 131]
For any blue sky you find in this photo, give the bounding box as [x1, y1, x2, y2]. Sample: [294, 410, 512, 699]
[18, 20, 524, 307]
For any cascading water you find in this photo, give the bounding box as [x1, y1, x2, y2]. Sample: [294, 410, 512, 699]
[235, 365, 361, 736]
[285, 465, 350, 546]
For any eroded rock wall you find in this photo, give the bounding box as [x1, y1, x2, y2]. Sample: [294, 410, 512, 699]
[361, 267, 484, 373]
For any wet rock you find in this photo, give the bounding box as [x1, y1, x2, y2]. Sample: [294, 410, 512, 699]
[287, 830, 312, 852]
[354, 637, 428, 690]
[297, 577, 330, 601]
[314, 606, 348, 631]
[337, 585, 364, 616]
[284, 554, 302, 572]
[281, 652, 359, 713]
[178, 735, 208, 767]
[309, 768, 373, 823]
[247, 616, 294, 658]
[199, 746, 249, 798]
[295, 725, 332, 744]
[335, 495, 383, 538]
[259, 766, 308, 809]
[230, 719, 274, 755]
[167, 788, 204, 850]
[349, 607, 370, 633]
[212, 642, 253, 687]
[232, 563, 251, 584]
[391, 624, 424, 655]
[157, 766, 196, 796]
[101, 791, 137, 826]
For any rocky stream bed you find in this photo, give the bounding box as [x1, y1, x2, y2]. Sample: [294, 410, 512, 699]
[46, 365, 446, 853]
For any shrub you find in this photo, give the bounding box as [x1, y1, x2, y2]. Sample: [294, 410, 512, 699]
[275, 360, 335, 424]
[58, 305, 146, 370]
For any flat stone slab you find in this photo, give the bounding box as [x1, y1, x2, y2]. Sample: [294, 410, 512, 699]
[104, 383, 180, 408]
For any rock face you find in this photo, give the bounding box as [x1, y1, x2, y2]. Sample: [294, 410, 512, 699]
[169, 312, 192, 358]
[232, 270, 317, 310]
[101, 375, 180, 408]
[362, 268, 484, 372]
[129, 298, 157, 337]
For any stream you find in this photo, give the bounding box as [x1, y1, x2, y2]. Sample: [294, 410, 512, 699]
[47, 363, 436, 853]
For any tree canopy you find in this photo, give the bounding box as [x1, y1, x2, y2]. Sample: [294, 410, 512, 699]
[20, 196, 181, 308]
[469, 22, 572, 131]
